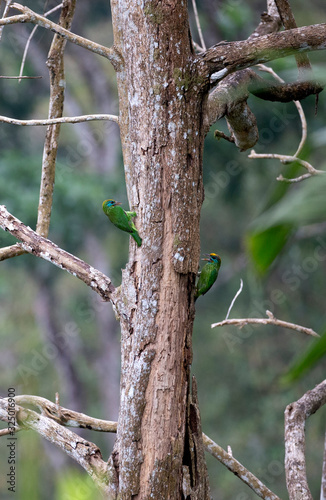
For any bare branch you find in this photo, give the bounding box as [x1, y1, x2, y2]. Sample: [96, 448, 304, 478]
[0, 113, 119, 126]
[0, 75, 41, 78]
[191, 0, 206, 50]
[12, 395, 117, 432]
[211, 310, 319, 338]
[0, 0, 14, 41]
[256, 64, 308, 157]
[201, 24, 326, 81]
[0, 393, 280, 500]
[0, 398, 116, 497]
[273, 0, 312, 74]
[202, 433, 282, 500]
[248, 10, 281, 40]
[0, 206, 116, 303]
[267, 0, 280, 19]
[35, 0, 76, 238]
[18, 3, 63, 81]
[225, 279, 243, 320]
[248, 151, 325, 182]
[248, 63, 323, 181]
[284, 379, 326, 500]
[0, 242, 27, 260]
[0, 12, 27, 24]
[2, 3, 122, 69]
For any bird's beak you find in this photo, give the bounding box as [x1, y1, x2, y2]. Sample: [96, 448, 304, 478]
[201, 257, 210, 261]
[115, 201, 122, 205]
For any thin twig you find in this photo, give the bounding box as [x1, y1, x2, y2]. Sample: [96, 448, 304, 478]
[211, 310, 319, 338]
[0, 0, 13, 41]
[0, 427, 20, 436]
[18, 3, 63, 82]
[35, 0, 75, 238]
[256, 65, 307, 156]
[0, 75, 42, 79]
[250, 63, 320, 182]
[0, 113, 119, 125]
[191, 0, 206, 50]
[225, 279, 243, 320]
[1, 3, 122, 69]
[248, 151, 325, 182]
[256, 64, 307, 157]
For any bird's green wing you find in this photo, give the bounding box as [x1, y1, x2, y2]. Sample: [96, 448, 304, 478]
[125, 210, 137, 219]
[108, 206, 134, 233]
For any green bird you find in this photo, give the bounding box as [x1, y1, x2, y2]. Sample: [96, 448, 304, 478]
[102, 199, 142, 247]
[195, 253, 221, 301]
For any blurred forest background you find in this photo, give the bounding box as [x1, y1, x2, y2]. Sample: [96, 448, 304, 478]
[0, 0, 325, 499]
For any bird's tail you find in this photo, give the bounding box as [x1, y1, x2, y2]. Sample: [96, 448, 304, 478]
[132, 231, 142, 247]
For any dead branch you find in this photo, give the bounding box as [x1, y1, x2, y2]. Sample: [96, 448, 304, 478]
[18, 3, 63, 81]
[201, 24, 326, 81]
[202, 433, 282, 500]
[0, 113, 119, 126]
[205, 70, 259, 151]
[204, 5, 323, 152]
[0, 394, 281, 500]
[274, 0, 312, 74]
[0, 398, 116, 497]
[0, 242, 27, 260]
[1, 2, 122, 69]
[205, 66, 322, 151]
[284, 379, 326, 500]
[0, 206, 116, 303]
[0, 0, 13, 41]
[247, 63, 324, 182]
[211, 310, 319, 338]
[255, 63, 307, 156]
[248, 151, 325, 182]
[36, 0, 76, 238]
[12, 395, 117, 432]
[0, 75, 41, 78]
[191, 0, 206, 50]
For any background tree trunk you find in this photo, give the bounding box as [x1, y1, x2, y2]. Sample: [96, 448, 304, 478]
[110, 1, 210, 497]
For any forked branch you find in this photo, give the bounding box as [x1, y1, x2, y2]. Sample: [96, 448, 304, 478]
[211, 310, 319, 338]
[0, 395, 281, 500]
[1, 3, 123, 69]
[0, 398, 116, 497]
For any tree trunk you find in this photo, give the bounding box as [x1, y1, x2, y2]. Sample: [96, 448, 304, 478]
[110, 1, 210, 497]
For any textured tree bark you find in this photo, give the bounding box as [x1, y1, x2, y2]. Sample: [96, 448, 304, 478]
[110, 1, 210, 498]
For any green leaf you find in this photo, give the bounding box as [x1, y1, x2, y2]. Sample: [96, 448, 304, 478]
[246, 225, 292, 274]
[251, 174, 326, 232]
[280, 329, 326, 385]
[246, 174, 326, 274]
